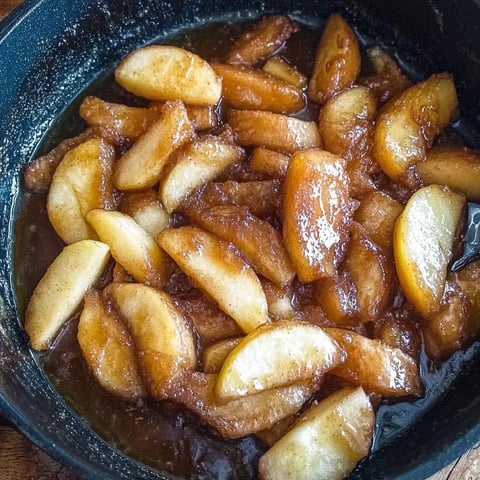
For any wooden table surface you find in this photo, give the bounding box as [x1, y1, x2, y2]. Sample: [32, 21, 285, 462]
[1, 1, 479, 479]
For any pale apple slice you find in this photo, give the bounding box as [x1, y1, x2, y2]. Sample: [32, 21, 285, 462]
[47, 138, 115, 244]
[308, 14, 361, 105]
[113, 100, 194, 191]
[417, 145, 480, 202]
[105, 283, 197, 398]
[282, 149, 352, 282]
[262, 56, 307, 89]
[78, 290, 146, 399]
[393, 185, 465, 319]
[202, 337, 244, 374]
[115, 45, 222, 105]
[86, 209, 169, 288]
[259, 387, 374, 480]
[215, 320, 344, 402]
[169, 372, 315, 439]
[25, 240, 110, 350]
[157, 226, 268, 333]
[191, 205, 295, 286]
[159, 135, 245, 213]
[373, 74, 457, 185]
[326, 327, 422, 397]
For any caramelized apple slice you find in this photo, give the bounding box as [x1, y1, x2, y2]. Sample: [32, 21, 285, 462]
[373, 74, 458, 185]
[226, 15, 299, 65]
[227, 109, 321, 154]
[417, 145, 480, 202]
[157, 226, 268, 333]
[191, 205, 295, 286]
[159, 135, 245, 213]
[215, 320, 343, 401]
[113, 100, 194, 191]
[262, 56, 307, 89]
[249, 147, 290, 179]
[212, 64, 305, 114]
[78, 290, 145, 399]
[115, 45, 221, 105]
[105, 283, 196, 398]
[202, 337, 243, 374]
[282, 149, 351, 282]
[47, 138, 115, 244]
[394, 185, 465, 319]
[259, 387, 374, 480]
[25, 240, 110, 350]
[326, 328, 422, 397]
[86, 209, 169, 288]
[308, 14, 361, 105]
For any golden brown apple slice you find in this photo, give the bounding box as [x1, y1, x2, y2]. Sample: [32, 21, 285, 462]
[282, 149, 352, 282]
[373, 74, 457, 185]
[326, 327, 422, 397]
[105, 283, 196, 398]
[308, 14, 361, 105]
[259, 387, 374, 480]
[202, 337, 244, 374]
[157, 226, 269, 333]
[186, 105, 219, 131]
[249, 147, 290, 179]
[159, 135, 245, 213]
[115, 45, 222, 105]
[261, 279, 295, 320]
[212, 64, 305, 114]
[215, 320, 344, 402]
[227, 109, 321, 154]
[226, 15, 299, 65]
[120, 189, 170, 238]
[394, 185, 465, 319]
[113, 100, 194, 191]
[191, 205, 295, 286]
[25, 240, 110, 350]
[86, 209, 169, 288]
[47, 138, 115, 244]
[78, 290, 146, 399]
[262, 56, 307, 89]
[417, 145, 480, 202]
[170, 372, 315, 439]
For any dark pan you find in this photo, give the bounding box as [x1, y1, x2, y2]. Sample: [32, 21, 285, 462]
[1, 0, 480, 479]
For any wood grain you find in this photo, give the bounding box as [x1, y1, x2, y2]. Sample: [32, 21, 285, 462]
[0, 1, 479, 480]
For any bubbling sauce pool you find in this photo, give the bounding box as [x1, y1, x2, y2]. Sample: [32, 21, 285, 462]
[14, 17, 480, 479]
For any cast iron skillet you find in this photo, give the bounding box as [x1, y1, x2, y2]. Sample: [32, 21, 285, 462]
[2, 0, 480, 479]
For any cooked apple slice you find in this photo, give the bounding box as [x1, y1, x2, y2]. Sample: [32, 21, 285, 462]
[227, 109, 321, 154]
[186, 105, 219, 131]
[262, 56, 307, 89]
[78, 290, 146, 399]
[25, 240, 110, 350]
[226, 15, 299, 65]
[170, 372, 315, 439]
[105, 283, 196, 398]
[157, 226, 268, 333]
[326, 327, 422, 397]
[282, 149, 352, 282]
[115, 45, 221, 105]
[318, 85, 376, 162]
[47, 138, 115, 244]
[202, 337, 243, 374]
[86, 209, 169, 288]
[308, 14, 361, 105]
[373, 74, 458, 185]
[120, 189, 170, 238]
[159, 135, 245, 213]
[417, 145, 480, 202]
[191, 205, 295, 286]
[215, 320, 344, 402]
[249, 147, 290, 179]
[113, 100, 194, 191]
[394, 185, 465, 319]
[259, 387, 374, 480]
[212, 64, 305, 114]
[261, 279, 295, 320]
[79, 96, 163, 143]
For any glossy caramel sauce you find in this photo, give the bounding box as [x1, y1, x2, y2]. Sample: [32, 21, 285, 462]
[13, 18, 479, 479]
